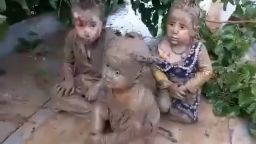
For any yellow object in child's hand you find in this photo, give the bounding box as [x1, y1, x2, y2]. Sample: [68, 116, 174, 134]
[154, 70, 169, 82]
[153, 70, 172, 88]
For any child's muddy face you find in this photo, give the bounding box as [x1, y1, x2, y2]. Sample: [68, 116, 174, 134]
[102, 55, 141, 90]
[167, 9, 193, 46]
[73, 10, 103, 44]
[102, 63, 130, 89]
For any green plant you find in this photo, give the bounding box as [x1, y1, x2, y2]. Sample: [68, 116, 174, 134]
[130, 0, 174, 37]
[199, 0, 256, 137]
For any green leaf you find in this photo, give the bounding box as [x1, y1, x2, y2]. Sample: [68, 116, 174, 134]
[238, 89, 254, 107]
[12, 0, 30, 11]
[227, 106, 240, 117]
[251, 84, 256, 96]
[49, 0, 59, 9]
[0, 19, 9, 41]
[0, 0, 6, 12]
[246, 103, 256, 114]
[234, 5, 244, 16]
[245, 5, 256, 17]
[230, 82, 243, 92]
[213, 100, 232, 116]
[203, 81, 220, 98]
[252, 111, 256, 124]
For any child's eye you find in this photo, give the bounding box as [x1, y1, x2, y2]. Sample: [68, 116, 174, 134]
[90, 21, 97, 27]
[106, 64, 110, 67]
[180, 25, 185, 29]
[169, 23, 174, 26]
[115, 71, 119, 75]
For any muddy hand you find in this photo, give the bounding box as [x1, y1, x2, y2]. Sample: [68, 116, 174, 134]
[86, 86, 98, 101]
[177, 85, 188, 97]
[168, 84, 185, 100]
[85, 81, 103, 101]
[55, 81, 75, 97]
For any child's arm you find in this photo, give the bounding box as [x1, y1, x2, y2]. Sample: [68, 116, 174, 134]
[152, 67, 171, 88]
[152, 67, 185, 99]
[55, 30, 76, 97]
[63, 30, 76, 83]
[185, 45, 213, 94]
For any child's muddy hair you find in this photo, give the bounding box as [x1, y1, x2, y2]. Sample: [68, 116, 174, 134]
[105, 33, 151, 81]
[72, 0, 106, 22]
[169, 0, 200, 39]
[106, 34, 149, 65]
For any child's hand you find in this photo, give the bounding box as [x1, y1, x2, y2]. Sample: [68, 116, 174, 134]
[55, 81, 75, 97]
[168, 84, 185, 100]
[177, 85, 188, 96]
[86, 81, 103, 101]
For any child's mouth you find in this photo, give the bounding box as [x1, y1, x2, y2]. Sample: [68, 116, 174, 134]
[170, 36, 178, 41]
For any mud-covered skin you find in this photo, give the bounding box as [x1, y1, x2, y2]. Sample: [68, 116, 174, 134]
[53, 26, 117, 114]
[90, 85, 160, 144]
[52, 0, 119, 114]
[89, 36, 159, 144]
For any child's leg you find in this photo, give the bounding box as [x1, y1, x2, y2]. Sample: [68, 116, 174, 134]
[156, 89, 171, 113]
[167, 96, 200, 124]
[52, 94, 92, 114]
[168, 107, 195, 124]
[88, 103, 109, 144]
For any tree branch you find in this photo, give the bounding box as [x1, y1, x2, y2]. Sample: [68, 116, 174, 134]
[206, 19, 256, 24]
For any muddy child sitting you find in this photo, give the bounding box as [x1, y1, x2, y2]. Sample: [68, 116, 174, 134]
[53, 0, 116, 114]
[89, 35, 160, 144]
[136, 0, 213, 124]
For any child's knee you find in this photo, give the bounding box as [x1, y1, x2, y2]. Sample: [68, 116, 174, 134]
[156, 90, 171, 113]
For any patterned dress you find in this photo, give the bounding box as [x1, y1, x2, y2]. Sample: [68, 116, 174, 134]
[152, 40, 209, 121]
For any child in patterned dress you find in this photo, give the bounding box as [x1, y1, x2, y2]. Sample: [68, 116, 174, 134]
[135, 0, 213, 123]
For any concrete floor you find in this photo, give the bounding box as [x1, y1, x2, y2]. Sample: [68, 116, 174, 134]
[0, 31, 255, 144]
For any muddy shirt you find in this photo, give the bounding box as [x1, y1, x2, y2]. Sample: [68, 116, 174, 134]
[63, 28, 117, 80]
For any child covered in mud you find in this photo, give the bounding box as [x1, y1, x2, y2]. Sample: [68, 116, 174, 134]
[135, 0, 213, 123]
[53, 0, 116, 114]
[88, 34, 161, 144]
